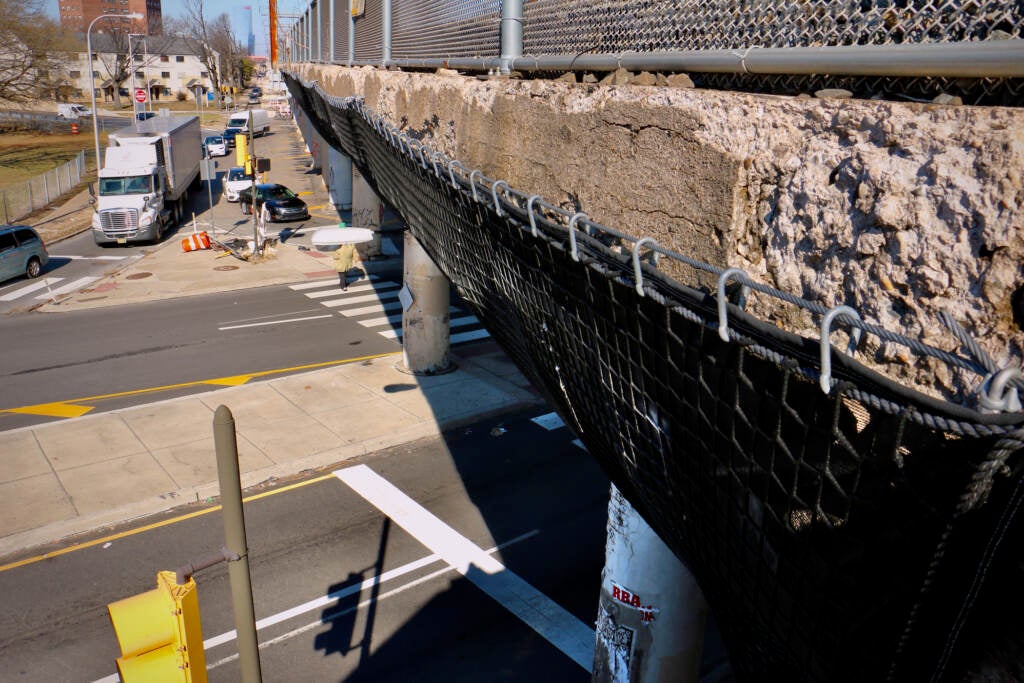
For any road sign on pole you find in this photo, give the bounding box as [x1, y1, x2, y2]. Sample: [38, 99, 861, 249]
[134, 88, 147, 103]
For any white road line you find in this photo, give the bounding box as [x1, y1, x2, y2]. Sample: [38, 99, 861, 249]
[289, 274, 381, 291]
[34, 276, 99, 298]
[321, 289, 401, 307]
[451, 329, 491, 344]
[334, 465, 595, 672]
[90, 531, 542, 683]
[532, 412, 566, 431]
[449, 315, 479, 328]
[358, 312, 404, 327]
[49, 254, 128, 261]
[219, 314, 335, 330]
[0, 277, 63, 301]
[304, 282, 398, 299]
[335, 300, 404, 317]
[372, 316, 482, 340]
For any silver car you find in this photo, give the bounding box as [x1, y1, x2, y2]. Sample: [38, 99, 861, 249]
[0, 225, 48, 283]
[223, 166, 253, 202]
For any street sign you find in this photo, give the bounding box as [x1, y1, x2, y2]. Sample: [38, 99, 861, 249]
[133, 88, 147, 103]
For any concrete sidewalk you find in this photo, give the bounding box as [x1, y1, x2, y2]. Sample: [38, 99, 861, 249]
[0, 118, 542, 560]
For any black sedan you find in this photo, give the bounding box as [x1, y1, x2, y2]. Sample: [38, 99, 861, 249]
[238, 183, 310, 222]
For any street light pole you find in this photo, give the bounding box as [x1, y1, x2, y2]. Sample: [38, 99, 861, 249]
[87, 12, 144, 171]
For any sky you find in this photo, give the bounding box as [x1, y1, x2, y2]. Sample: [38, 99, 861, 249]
[44, 0, 310, 57]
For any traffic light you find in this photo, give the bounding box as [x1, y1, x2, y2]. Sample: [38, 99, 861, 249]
[107, 571, 207, 683]
[235, 135, 249, 167]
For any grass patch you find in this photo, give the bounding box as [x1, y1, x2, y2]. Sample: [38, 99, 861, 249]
[0, 131, 98, 187]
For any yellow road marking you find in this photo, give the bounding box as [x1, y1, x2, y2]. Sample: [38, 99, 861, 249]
[0, 351, 400, 417]
[297, 191, 313, 196]
[0, 475, 337, 573]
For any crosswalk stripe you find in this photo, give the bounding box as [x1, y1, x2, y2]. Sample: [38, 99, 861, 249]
[288, 274, 380, 291]
[321, 289, 401, 307]
[34, 276, 100, 299]
[304, 281, 398, 299]
[451, 329, 491, 344]
[0, 277, 63, 301]
[336, 300, 404, 317]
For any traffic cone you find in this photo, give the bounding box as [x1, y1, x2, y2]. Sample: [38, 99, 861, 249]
[181, 231, 211, 252]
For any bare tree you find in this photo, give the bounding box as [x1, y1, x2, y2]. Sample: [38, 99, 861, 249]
[94, 27, 178, 108]
[0, 0, 73, 102]
[175, 0, 241, 108]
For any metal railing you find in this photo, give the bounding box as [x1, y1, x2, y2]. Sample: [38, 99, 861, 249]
[0, 151, 87, 224]
[286, 0, 1024, 104]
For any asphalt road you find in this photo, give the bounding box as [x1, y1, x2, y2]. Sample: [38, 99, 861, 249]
[0, 409, 611, 682]
[0, 278, 405, 431]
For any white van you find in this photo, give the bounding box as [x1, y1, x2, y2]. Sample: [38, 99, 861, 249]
[57, 104, 92, 119]
[223, 108, 270, 145]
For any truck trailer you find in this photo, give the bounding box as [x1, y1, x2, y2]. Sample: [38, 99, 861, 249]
[92, 115, 202, 245]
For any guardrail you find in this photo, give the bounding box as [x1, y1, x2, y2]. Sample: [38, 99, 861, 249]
[0, 150, 87, 224]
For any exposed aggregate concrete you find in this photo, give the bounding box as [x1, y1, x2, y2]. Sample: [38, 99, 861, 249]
[299, 64, 1023, 404]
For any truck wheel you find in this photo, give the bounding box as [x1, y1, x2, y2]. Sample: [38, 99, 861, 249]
[26, 257, 42, 279]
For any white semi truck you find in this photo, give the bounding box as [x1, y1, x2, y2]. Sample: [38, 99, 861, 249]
[92, 115, 202, 245]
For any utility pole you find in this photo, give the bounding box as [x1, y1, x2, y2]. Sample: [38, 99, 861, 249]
[248, 110, 260, 257]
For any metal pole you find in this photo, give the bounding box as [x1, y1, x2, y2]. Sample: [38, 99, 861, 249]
[348, 0, 355, 66]
[213, 405, 263, 683]
[499, 0, 523, 73]
[1, 192, 8, 224]
[329, 0, 334, 64]
[27, 180, 33, 212]
[381, 0, 391, 67]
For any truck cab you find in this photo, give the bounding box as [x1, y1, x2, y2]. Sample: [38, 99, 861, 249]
[93, 148, 171, 245]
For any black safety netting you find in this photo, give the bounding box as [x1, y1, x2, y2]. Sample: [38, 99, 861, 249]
[285, 72, 1024, 682]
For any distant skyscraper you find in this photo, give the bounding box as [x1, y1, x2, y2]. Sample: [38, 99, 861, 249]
[244, 5, 256, 56]
[59, 0, 162, 34]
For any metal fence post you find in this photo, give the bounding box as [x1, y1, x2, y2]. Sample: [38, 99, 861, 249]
[1, 192, 8, 224]
[56, 166, 62, 196]
[382, 0, 392, 67]
[27, 180, 33, 213]
[42, 174, 49, 205]
[500, 0, 524, 73]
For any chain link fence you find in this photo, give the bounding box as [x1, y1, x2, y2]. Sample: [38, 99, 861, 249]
[0, 151, 87, 225]
[291, 0, 1023, 104]
[286, 72, 1024, 682]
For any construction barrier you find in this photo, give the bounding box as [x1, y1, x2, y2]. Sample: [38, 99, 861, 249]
[70, 123, 79, 134]
[181, 231, 211, 252]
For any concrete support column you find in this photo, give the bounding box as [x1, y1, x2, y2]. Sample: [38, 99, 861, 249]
[327, 147, 353, 210]
[382, 0, 392, 67]
[351, 165, 383, 256]
[401, 233, 451, 375]
[593, 485, 708, 683]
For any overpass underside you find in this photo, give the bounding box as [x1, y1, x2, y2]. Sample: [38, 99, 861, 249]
[284, 72, 1024, 681]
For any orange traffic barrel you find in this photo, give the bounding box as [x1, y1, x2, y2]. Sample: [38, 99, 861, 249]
[181, 231, 211, 252]
[70, 123, 79, 134]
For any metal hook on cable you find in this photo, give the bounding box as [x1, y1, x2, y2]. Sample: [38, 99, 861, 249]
[632, 238, 659, 297]
[717, 267, 750, 342]
[469, 170, 482, 201]
[526, 195, 541, 237]
[819, 305, 863, 394]
[568, 212, 588, 262]
[448, 160, 463, 189]
[491, 180, 509, 216]
[977, 367, 1023, 413]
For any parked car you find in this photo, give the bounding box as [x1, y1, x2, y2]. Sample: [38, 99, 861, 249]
[238, 183, 309, 222]
[135, 111, 156, 122]
[202, 135, 227, 158]
[223, 166, 253, 202]
[0, 225, 48, 283]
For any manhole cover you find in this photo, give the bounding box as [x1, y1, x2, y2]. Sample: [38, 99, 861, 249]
[214, 265, 239, 271]
[125, 272, 152, 280]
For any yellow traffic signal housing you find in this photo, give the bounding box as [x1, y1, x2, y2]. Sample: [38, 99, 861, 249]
[235, 135, 249, 167]
[108, 571, 207, 682]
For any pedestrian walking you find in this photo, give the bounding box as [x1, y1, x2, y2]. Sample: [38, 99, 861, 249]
[332, 236, 363, 291]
